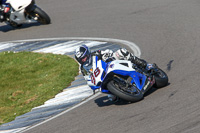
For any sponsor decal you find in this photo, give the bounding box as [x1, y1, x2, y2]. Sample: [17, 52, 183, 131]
[143, 81, 150, 91]
[91, 67, 101, 85]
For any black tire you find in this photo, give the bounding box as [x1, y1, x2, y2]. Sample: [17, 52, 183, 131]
[33, 7, 51, 24]
[107, 80, 143, 102]
[153, 68, 168, 88]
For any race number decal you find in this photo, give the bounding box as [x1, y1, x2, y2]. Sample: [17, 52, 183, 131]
[94, 67, 100, 77]
[91, 74, 95, 84]
[91, 67, 101, 85]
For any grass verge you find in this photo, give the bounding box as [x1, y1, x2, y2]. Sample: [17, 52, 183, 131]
[0, 51, 79, 125]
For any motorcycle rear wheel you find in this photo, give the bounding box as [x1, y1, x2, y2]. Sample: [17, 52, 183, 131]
[33, 7, 51, 24]
[107, 80, 143, 102]
[153, 68, 168, 88]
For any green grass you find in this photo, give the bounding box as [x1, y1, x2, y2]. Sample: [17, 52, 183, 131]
[0, 51, 79, 125]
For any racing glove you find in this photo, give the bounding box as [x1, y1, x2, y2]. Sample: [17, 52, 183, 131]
[101, 49, 113, 61]
[91, 50, 102, 60]
[92, 49, 113, 61]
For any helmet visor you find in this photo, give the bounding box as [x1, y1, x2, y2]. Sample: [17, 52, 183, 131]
[76, 49, 90, 64]
[81, 55, 88, 63]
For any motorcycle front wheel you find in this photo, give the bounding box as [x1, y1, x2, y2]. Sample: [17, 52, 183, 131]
[33, 7, 51, 24]
[107, 80, 143, 102]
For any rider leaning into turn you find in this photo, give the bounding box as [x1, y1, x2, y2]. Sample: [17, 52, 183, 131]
[74, 45, 153, 101]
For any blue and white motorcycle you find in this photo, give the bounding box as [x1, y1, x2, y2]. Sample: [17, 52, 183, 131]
[86, 56, 168, 102]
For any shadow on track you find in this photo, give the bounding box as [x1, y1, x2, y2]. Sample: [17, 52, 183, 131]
[95, 96, 137, 107]
[0, 23, 41, 32]
[94, 84, 170, 107]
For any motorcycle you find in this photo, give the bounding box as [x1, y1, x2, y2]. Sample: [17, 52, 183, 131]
[86, 56, 168, 102]
[0, 0, 51, 27]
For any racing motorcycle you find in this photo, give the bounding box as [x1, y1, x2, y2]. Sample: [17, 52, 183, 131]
[87, 56, 168, 102]
[0, 0, 50, 27]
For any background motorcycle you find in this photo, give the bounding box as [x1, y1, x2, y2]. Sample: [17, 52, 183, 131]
[87, 56, 169, 102]
[0, 0, 50, 28]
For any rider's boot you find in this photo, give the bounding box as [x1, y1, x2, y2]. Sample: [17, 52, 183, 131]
[146, 63, 154, 71]
[146, 63, 158, 74]
[129, 55, 147, 69]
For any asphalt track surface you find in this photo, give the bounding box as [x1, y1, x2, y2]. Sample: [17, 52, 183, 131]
[0, 0, 200, 133]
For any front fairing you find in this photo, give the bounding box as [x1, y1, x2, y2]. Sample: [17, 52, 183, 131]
[105, 60, 148, 91]
[87, 56, 107, 90]
[7, 0, 32, 11]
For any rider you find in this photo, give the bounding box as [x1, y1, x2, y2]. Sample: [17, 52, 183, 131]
[0, 0, 10, 22]
[75, 45, 153, 101]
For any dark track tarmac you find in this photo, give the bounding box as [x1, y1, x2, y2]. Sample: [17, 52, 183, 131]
[1, 0, 200, 133]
